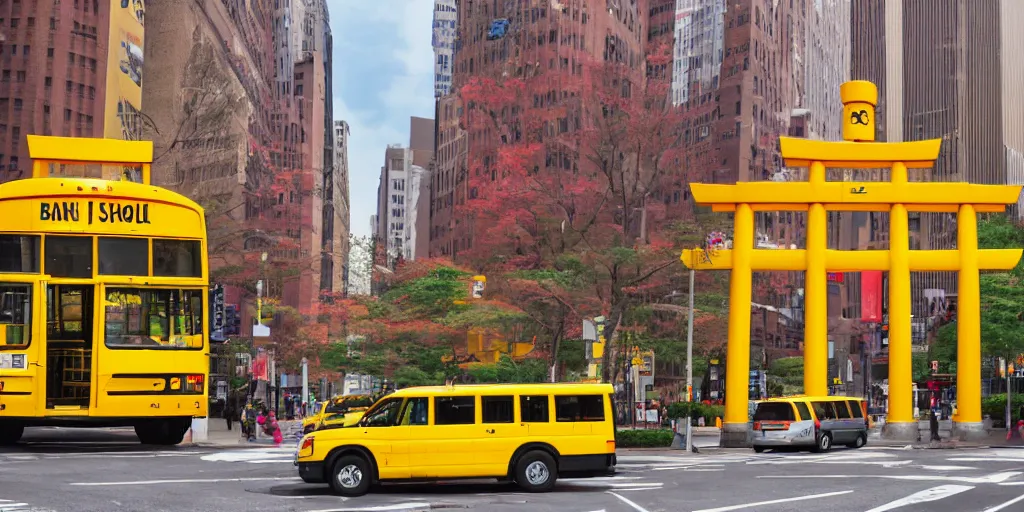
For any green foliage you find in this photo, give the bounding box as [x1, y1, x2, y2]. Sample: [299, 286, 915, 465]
[467, 356, 549, 384]
[694, 293, 730, 315]
[665, 402, 724, 424]
[912, 353, 932, 382]
[982, 394, 1024, 426]
[556, 339, 588, 374]
[978, 214, 1024, 277]
[768, 357, 804, 395]
[382, 266, 471, 318]
[615, 428, 674, 448]
[442, 303, 530, 331]
[932, 217, 1024, 361]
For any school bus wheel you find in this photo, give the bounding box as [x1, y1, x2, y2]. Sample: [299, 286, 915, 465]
[329, 454, 373, 497]
[0, 423, 23, 445]
[514, 450, 558, 492]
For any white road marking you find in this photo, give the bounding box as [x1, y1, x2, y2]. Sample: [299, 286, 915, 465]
[758, 471, 1022, 484]
[983, 493, 1024, 512]
[690, 490, 854, 512]
[69, 477, 301, 486]
[200, 447, 295, 463]
[863, 484, 974, 512]
[916, 465, 975, 471]
[607, 491, 651, 512]
[305, 504, 431, 512]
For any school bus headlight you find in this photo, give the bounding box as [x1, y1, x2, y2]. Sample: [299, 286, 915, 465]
[184, 374, 204, 393]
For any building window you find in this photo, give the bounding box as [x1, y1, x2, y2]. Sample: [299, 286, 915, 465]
[13, 99, 21, 111]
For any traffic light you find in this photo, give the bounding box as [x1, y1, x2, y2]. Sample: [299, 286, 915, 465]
[224, 304, 241, 336]
[210, 285, 226, 342]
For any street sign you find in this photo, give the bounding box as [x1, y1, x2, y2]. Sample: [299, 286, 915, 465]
[210, 284, 226, 342]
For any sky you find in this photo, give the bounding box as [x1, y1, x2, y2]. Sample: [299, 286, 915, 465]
[328, 1, 436, 238]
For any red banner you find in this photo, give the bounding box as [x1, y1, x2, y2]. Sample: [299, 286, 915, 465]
[861, 271, 883, 322]
[252, 352, 269, 381]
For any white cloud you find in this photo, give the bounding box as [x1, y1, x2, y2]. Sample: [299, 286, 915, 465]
[328, 0, 435, 237]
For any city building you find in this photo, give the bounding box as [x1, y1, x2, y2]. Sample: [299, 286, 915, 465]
[330, 120, 351, 295]
[432, 0, 457, 98]
[143, 0, 337, 322]
[429, 0, 649, 258]
[374, 117, 434, 266]
[317, 1, 343, 295]
[292, 52, 326, 312]
[0, 0, 145, 181]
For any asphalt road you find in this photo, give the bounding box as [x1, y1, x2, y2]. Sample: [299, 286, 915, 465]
[3, 428, 1024, 511]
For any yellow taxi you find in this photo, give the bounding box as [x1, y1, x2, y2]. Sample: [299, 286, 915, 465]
[302, 395, 375, 434]
[294, 383, 616, 496]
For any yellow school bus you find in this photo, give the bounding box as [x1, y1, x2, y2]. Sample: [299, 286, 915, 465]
[295, 382, 617, 496]
[0, 135, 208, 445]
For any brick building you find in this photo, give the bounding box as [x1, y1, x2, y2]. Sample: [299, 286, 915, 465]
[143, 0, 337, 326]
[0, 0, 114, 180]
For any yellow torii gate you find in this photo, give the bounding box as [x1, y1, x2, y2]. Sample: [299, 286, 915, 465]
[681, 81, 1023, 446]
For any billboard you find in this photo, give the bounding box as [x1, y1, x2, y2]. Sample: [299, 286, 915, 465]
[102, 0, 145, 181]
[861, 270, 883, 322]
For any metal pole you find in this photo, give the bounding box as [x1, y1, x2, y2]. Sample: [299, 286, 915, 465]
[301, 357, 309, 416]
[685, 269, 695, 452]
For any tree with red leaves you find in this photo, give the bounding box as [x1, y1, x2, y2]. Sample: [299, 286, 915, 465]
[456, 42, 725, 383]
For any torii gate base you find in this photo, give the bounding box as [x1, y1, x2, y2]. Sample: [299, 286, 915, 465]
[681, 81, 1023, 447]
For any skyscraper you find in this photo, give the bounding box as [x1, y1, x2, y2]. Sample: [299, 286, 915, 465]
[432, 0, 457, 98]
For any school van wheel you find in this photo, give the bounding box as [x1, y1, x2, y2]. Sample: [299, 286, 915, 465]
[0, 423, 23, 445]
[813, 432, 832, 453]
[329, 455, 372, 497]
[847, 433, 867, 449]
[514, 450, 558, 493]
[753, 446, 765, 453]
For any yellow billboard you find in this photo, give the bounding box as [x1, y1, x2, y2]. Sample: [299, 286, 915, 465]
[102, 0, 145, 181]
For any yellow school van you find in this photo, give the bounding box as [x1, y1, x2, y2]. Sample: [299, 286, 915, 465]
[294, 382, 617, 496]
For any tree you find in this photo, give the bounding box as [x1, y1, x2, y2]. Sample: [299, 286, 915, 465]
[935, 215, 1024, 365]
[457, 43, 722, 383]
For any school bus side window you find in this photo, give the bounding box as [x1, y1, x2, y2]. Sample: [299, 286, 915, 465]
[435, 396, 475, 425]
[104, 288, 204, 349]
[482, 396, 514, 423]
[0, 284, 31, 348]
[555, 395, 605, 422]
[45, 235, 92, 278]
[152, 239, 202, 277]
[0, 235, 39, 273]
[520, 395, 549, 422]
[98, 237, 148, 276]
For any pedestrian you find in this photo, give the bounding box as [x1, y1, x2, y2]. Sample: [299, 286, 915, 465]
[225, 406, 233, 431]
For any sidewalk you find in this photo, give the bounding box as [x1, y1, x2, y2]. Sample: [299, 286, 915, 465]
[868, 426, 1024, 450]
[188, 418, 303, 448]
